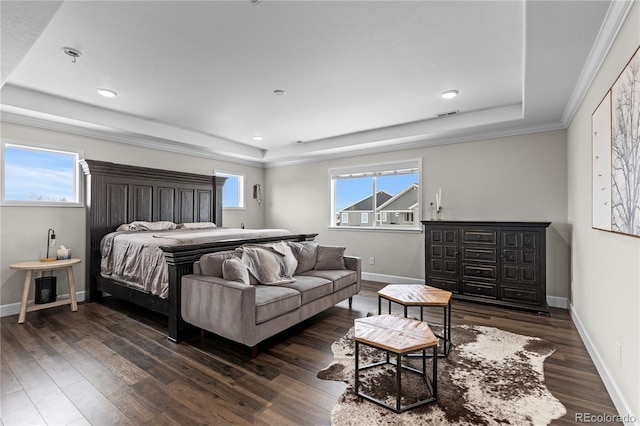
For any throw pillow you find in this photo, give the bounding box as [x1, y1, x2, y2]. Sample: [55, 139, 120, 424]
[315, 246, 346, 270]
[287, 241, 318, 274]
[222, 257, 250, 285]
[199, 252, 241, 277]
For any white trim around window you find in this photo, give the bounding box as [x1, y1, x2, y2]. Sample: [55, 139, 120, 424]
[329, 158, 422, 232]
[216, 171, 246, 210]
[1, 140, 84, 207]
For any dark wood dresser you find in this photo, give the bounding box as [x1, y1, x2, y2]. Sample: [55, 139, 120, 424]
[422, 221, 551, 314]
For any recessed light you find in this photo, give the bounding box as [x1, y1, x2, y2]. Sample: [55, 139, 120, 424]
[273, 89, 287, 96]
[441, 90, 459, 99]
[97, 88, 118, 98]
[253, 135, 264, 141]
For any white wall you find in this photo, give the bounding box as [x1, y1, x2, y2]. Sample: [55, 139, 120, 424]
[567, 2, 639, 421]
[0, 122, 266, 313]
[265, 130, 569, 301]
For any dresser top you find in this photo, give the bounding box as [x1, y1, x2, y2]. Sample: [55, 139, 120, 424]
[421, 220, 551, 228]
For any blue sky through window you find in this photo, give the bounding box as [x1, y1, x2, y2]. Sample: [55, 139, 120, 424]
[3, 144, 78, 202]
[335, 173, 418, 211]
[223, 176, 239, 207]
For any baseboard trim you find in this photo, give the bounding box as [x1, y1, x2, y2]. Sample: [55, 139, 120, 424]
[0, 291, 86, 318]
[547, 295, 569, 309]
[363, 273, 570, 310]
[570, 303, 638, 425]
[361, 272, 423, 284]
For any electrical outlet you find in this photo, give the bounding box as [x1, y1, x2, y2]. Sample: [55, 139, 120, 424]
[369, 257, 375, 265]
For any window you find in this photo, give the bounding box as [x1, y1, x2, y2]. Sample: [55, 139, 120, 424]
[216, 172, 245, 209]
[1, 142, 82, 206]
[341, 212, 349, 224]
[330, 159, 421, 230]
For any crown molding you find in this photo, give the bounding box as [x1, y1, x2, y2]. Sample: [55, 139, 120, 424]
[561, 0, 635, 126]
[0, 111, 266, 168]
[264, 120, 566, 168]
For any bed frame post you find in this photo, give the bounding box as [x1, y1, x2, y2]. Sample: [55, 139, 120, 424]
[165, 248, 200, 342]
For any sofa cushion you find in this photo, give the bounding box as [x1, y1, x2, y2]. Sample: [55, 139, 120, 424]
[255, 286, 301, 324]
[287, 241, 318, 274]
[300, 269, 357, 292]
[199, 251, 240, 277]
[222, 257, 250, 285]
[315, 246, 346, 270]
[285, 275, 333, 305]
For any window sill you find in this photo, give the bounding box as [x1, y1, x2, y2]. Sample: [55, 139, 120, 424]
[1, 201, 84, 208]
[328, 226, 423, 234]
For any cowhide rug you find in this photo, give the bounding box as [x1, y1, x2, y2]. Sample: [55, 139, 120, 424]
[317, 323, 566, 425]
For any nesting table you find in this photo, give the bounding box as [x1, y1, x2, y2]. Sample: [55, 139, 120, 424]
[378, 284, 452, 357]
[354, 314, 438, 413]
[9, 258, 81, 323]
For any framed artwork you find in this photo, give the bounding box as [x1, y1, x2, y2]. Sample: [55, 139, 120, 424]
[592, 46, 640, 238]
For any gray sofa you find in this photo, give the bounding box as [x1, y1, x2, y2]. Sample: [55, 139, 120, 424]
[181, 240, 361, 354]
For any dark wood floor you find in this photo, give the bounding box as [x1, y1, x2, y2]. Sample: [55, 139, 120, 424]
[1, 281, 621, 425]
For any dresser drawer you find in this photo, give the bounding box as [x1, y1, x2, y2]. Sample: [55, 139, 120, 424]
[500, 286, 540, 304]
[462, 281, 496, 299]
[462, 247, 497, 262]
[427, 277, 459, 293]
[463, 264, 496, 280]
[462, 229, 497, 245]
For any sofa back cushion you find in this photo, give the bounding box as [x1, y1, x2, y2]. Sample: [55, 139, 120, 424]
[222, 257, 250, 285]
[287, 241, 318, 274]
[315, 246, 346, 270]
[199, 251, 241, 277]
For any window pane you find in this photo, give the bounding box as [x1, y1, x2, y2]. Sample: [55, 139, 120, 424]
[222, 176, 239, 207]
[331, 162, 420, 229]
[335, 176, 373, 226]
[217, 172, 244, 209]
[3, 144, 78, 203]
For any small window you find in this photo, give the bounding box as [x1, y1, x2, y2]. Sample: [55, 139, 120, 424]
[1, 142, 82, 206]
[216, 172, 245, 209]
[330, 159, 421, 230]
[341, 212, 349, 224]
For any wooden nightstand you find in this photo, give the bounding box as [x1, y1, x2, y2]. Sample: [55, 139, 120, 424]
[9, 258, 81, 323]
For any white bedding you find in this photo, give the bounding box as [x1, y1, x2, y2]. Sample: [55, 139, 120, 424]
[100, 228, 292, 298]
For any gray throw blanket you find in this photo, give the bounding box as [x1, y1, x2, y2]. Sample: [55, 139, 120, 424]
[239, 241, 298, 285]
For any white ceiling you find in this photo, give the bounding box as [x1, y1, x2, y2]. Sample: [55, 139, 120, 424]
[0, 1, 629, 167]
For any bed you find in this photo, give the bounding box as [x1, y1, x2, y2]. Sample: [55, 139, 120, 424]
[81, 160, 316, 342]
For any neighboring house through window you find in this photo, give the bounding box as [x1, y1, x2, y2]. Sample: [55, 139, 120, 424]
[330, 159, 421, 230]
[1, 141, 82, 206]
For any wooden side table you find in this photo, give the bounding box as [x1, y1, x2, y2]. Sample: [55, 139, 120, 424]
[378, 284, 452, 357]
[9, 258, 81, 323]
[354, 314, 438, 413]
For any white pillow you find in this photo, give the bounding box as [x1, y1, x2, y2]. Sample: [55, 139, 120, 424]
[119, 221, 177, 232]
[177, 222, 217, 229]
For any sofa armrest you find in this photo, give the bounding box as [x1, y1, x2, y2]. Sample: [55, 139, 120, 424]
[344, 256, 362, 292]
[181, 274, 257, 345]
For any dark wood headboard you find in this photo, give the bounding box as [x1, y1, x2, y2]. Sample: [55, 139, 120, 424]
[81, 159, 226, 297]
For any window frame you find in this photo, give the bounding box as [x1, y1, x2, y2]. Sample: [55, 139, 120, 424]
[329, 159, 422, 232]
[216, 171, 246, 210]
[1, 140, 84, 207]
